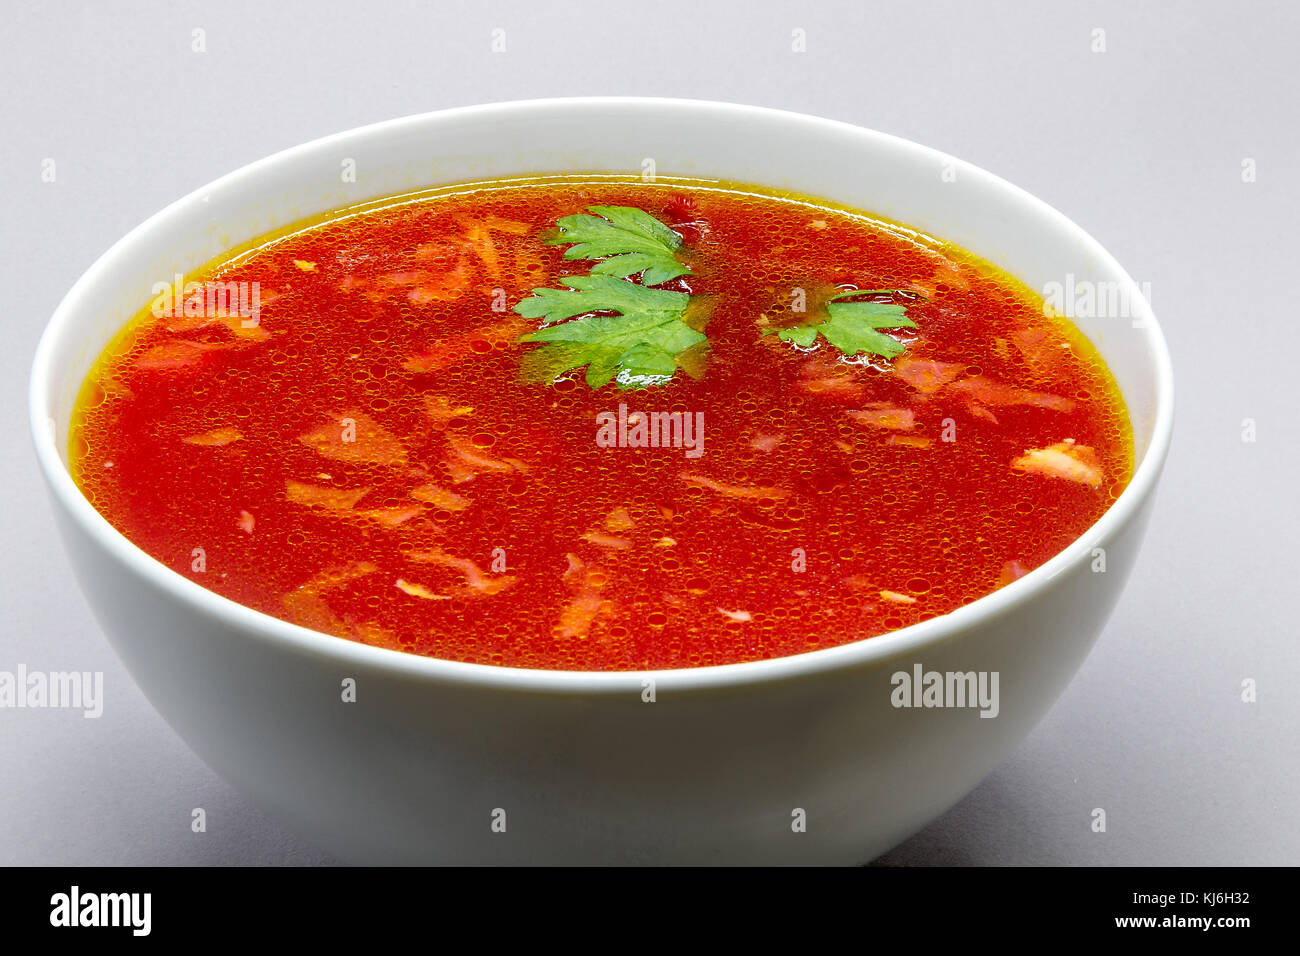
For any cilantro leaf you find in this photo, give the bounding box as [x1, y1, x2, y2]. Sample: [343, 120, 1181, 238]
[547, 205, 690, 286]
[770, 288, 922, 359]
[515, 275, 706, 389]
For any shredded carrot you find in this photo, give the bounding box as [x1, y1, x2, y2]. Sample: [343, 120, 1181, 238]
[407, 549, 516, 596]
[880, 590, 917, 605]
[356, 505, 424, 527]
[395, 578, 451, 601]
[680, 472, 791, 500]
[285, 480, 371, 510]
[410, 483, 471, 511]
[583, 532, 633, 550]
[183, 426, 242, 446]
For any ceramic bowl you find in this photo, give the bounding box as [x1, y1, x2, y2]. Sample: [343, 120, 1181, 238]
[30, 98, 1174, 864]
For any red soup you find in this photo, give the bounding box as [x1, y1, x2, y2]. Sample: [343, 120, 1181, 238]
[70, 177, 1132, 670]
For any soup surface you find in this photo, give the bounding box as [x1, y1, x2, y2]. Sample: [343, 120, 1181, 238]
[70, 176, 1131, 670]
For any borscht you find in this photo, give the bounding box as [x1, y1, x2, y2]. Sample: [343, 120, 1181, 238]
[69, 176, 1132, 670]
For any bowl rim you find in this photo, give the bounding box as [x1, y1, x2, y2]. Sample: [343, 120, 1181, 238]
[29, 95, 1175, 693]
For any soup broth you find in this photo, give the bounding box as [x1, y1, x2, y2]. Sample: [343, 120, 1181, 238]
[70, 177, 1132, 670]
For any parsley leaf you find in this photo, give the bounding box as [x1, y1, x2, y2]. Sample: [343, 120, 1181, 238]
[546, 205, 690, 286]
[770, 288, 922, 359]
[514, 274, 690, 325]
[515, 275, 706, 389]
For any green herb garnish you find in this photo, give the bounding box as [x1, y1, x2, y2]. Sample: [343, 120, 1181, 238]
[769, 288, 922, 359]
[515, 276, 706, 389]
[546, 205, 690, 286]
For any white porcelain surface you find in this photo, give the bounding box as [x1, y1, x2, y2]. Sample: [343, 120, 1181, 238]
[29, 98, 1173, 865]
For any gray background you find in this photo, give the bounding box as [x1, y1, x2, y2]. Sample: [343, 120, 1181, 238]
[1, 0, 1295, 865]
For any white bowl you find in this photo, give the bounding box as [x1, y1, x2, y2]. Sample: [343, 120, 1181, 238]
[29, 98, 1174, 865]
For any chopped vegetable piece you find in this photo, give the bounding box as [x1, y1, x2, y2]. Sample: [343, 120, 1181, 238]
[285, 480, 372, 510]
[407, 549, 517, 596]
[947, 376, 1074, 412]
[445, 433, 528, 482]
[583, 532, 633, 550]
[410, 483, 471, 511]
[680, 473, 791, 500]
[557, 590, 605, 639]
[395, 578, 451, 600]
[183, 426, 242, 446]
[893, 356, 965, 394]
[1011, 439, 1103, 488]
[847, 406, 916, 431]
[422, 396, 475, 427]
[298, 411, 407, 466]
[604, 507, 635, 532]
[717, 608, 753, 622]
[880, 590, 917, 605]
[356, 505, 424, 527]
[999, 560, 1031, 586]
[889, 435, 932, 449]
